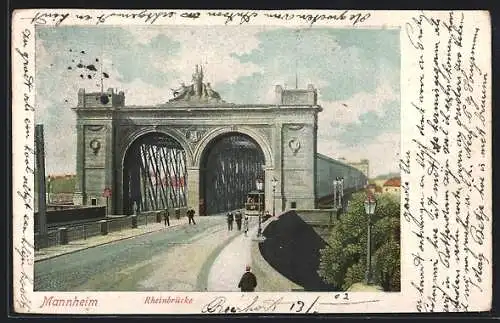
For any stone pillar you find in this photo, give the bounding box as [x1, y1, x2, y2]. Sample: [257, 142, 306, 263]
[73, 123, 85, 205]
[273, 122, 284, 212]
[281, 121, 316, 210]
[186, 167, 200, 216]
[104, 120, 114, 215]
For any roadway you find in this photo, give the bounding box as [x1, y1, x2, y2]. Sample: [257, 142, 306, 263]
[34, 215, 252, 291]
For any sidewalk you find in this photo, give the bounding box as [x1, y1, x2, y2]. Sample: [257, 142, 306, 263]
[34, 217, 187, 262]
[207, 217, 260, 291]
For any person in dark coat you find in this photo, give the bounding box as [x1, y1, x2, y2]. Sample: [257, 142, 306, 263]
[163, 210, 170, 226]
[243, 216, 249, 236]
[235, 211, 243, 230]
[227, 212, 234, 231]
[187, 208, 196, 225]
[238, 265, 257, 292]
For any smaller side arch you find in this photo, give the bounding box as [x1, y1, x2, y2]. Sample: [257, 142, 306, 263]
[115, 126, 194, 214]
[119, 127, 194, 168]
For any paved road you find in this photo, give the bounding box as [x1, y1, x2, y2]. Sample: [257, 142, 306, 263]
[34, 216, 230, 291]
[207, 217, 258, 291]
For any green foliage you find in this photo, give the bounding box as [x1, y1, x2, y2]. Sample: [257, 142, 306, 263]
[51, 176, 76, 193]
[318, 192, 401, 291]
[343, 262, 366, 290]
[33, 171, 76, 194]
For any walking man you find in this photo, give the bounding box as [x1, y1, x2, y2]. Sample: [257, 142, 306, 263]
[235, 210, 243, 230]
[243, 216, 249, 236]
[188, 208, 196, 225]
[238, 265, 257, 292]
[163, 209, 170, 227]
[227, 212, 234, 231]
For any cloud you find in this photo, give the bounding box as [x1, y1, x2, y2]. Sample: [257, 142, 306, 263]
[317, 130, 401, 177]
[316, 80, 400, 176]
[226, 28, 400, 103]
[318, 81, 398, 126]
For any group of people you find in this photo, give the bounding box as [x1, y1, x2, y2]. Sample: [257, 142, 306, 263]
[162, 207, 197, 227]
[226, 210, 250, 236]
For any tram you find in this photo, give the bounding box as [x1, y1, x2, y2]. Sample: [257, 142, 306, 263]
[244, 190, 265, 217]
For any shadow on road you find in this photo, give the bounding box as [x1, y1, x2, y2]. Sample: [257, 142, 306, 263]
[259, 211, 336, 291]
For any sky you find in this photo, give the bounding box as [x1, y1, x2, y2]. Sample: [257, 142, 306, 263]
[35, 25, 400, 178]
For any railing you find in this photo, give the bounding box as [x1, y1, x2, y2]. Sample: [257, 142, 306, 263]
[34, 209, 178, 250]
[65, 222, 101, 241]
[45, 230, 60, 248]
[108, 217, 133, 233]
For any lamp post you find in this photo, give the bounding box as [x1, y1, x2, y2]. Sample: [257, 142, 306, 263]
[271, 177, 278, 217]
[47, 176, 52, 205]
[339, 177, 344, 211]
[256, 178, 263, 237]
[364, 194, 377, 285]
[333, 177, 344, 216]
[332, 178, 338, 209]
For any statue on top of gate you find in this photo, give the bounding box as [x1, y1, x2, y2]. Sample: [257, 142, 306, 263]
[169, 65, 225, 103]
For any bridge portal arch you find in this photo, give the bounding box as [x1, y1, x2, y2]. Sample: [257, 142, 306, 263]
[197, 131, 268, 215]
[119, 129, 193, 215]
[193, 126, 273, 169]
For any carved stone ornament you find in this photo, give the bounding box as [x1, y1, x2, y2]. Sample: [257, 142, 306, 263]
[168, 65, 226, 104]
[89, 139, 102, 155]
[288, 137, 301, 155]
[185, 128, 207, 143]
[287, 124, 305, 131]
[87, 125, 105, 132]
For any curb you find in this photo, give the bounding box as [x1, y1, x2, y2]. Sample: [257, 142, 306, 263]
[196, 228, 245, 291]
[34, 222, 183, 263]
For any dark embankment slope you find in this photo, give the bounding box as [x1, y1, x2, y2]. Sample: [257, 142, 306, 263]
[259, 211, 335, 291]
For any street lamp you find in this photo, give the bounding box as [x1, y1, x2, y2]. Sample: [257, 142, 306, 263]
[332, 178, 338, 209]
[256, 178, 263, 237]
[332, 177, 344, 215]
[364, 194, 377, 285]
[47, 176, 52, 205]
[271, 177, 278, 217]
[338, 177, 344, 211]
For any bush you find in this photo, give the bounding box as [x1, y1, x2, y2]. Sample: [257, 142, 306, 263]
[318, 192, 400, 291]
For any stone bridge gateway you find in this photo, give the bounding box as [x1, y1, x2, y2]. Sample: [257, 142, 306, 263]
[72, 66, 367, 217]
[72, 66, 325, 216]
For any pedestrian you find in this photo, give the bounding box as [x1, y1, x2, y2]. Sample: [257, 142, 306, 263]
[238, 265, 257, 292]
[227, 212, 234, 231]
[188, 208, 196, 225]
[264, 210, 271, 221]
[163, 209, 170, 227]
[243, 216, 249, 236]
[235, 210, 242, 230]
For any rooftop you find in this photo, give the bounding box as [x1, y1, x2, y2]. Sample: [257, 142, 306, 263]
[383, 177, 401, 187]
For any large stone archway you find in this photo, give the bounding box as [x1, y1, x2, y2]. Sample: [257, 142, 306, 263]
[198, 131, 266, 215]
[72, 67, 321, 215]
[120, 131, 192, 215]
[115, 127, 194, 214]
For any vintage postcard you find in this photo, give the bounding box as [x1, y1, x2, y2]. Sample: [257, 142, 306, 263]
[12, 9, 491, 314]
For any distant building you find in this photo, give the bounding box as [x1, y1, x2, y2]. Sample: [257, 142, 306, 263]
[338, 158, 370, 178]
[367, 183, 382, 194]
[382, 177, 401, 195]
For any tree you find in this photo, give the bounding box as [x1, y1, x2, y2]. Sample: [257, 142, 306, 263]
[318, 192, 400, 291]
